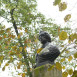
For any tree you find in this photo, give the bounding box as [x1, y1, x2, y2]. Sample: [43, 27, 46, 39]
[0, 0, 77, 77]
[0, 0, 61, 77]
[53, 0, 77, 77]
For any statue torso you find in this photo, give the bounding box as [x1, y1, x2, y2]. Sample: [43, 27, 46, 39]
[36, 43, 60, 67]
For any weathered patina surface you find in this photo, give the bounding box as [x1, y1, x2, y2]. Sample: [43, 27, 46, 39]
[32, 64, 62, 77]
[36, 31, 60, 67]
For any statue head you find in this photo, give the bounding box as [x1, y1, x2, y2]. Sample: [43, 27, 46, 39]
[39, 31, 51, 44]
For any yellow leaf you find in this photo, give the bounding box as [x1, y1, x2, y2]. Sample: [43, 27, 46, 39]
[5, 63, 9, 66]
[25, 28, 28, 33]
[6, 28, 10, 32]
[0, 37, 2, 40]
[2, 66, 5, 71]
[74, 52, 77, 58]
[20, 32, 23, 35]
[59, 31, 68, 40]
[69, 34, 75, 42]
[22, 73, 25, 77]
[67, 69, 73, 75]
[28, 39, 31, 43]
[0, 62, 1, 66]
[18, 35, 20, 39]
[3, 35, 7, 38]
[0, 55, 4, 60]
[9, 34, 12, 38]
[24, 46, 26, 49]
[25, 69, 27, 72]
[18, 73, 22, 75]
[14, 66, 16, 70]
[18, 54, 22, 58]
[19, 61, 22, 65]
[35, 39, 38, 43]
[69, 33, 77, 42]
[19, 47, 23, 52]
[68, 40, 71, 43]
[62, 66, 65, 69]
[62, 72, 68, 77]
[53, 0, 61, 6]
[30, 68, 32, 71]
[0, 30, 4, 34]
[59, 2, 67, 11]
[16, 43, 20, 45]
[64, 14, 71, 22]
[19, 27, 22, 30]
[68, 56, 73, 61]
[48, 65, 54, 71]
[37, 48, 43, 53]
[0, 45, 1, 48]
[17, 27, 22, 30]
[9, 51, 15, 55]
[11, 35, 15, 39]
[24, 49, 27, 52]
[72, 70, 77, 77]
[65, 51, 70, 53]
[5, 46, 9, 49]
[27, 43, 31, 47]
[12, 46, 17, 51]
[60, 58, 65, 62]
[17, 65, 20, 69]
[17, 61, 22, 67]
[56, 62, 62, 71]
[61, 45, 64, 47]
[10, 56, 13, 61]
[58, 27, 60, 33]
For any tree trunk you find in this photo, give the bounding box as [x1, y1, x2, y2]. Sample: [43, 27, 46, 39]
[32, 64, 62, 77]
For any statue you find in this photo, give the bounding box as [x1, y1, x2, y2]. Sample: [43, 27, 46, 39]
[35, 31, 60, 67]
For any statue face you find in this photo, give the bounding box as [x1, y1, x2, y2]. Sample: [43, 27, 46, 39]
[39, 34, 47, 44]
[39, 31, 51, 44]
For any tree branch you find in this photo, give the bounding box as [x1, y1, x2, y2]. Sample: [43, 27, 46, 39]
[10, 8, 31, 77]
[10, 8, 18, 36]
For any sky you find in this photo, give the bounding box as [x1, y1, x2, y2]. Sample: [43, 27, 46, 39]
[0, 0, 77, 77]
[37, 0, 77, 30]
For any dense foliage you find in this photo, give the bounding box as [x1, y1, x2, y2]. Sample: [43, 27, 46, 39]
[0, 0, 77, 77]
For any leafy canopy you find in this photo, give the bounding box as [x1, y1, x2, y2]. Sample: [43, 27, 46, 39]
[0, 0, 77, 77]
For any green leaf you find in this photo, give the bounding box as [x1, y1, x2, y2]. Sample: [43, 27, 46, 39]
[74, 52, 77, 58]
[69, 33, 77, 42]
[62, 72, 68, 77]
[48, 65, 54, 71]
[53, 0, 61, 6]
[62, 66, 65, 69]
[0, 9, 5, 16]
[67, 69, 73, 75]
[0, 62, 1, 66]
[59, 2, 67, 11]
[2, 66, 5, 71]
[72, 70, 77, 77]
[68, 56, 73, 61]
[60, 58, 65, 62]
[64, 14, 71, 22]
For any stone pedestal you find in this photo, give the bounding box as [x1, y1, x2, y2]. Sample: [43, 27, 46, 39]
[32, 64, 62, 77]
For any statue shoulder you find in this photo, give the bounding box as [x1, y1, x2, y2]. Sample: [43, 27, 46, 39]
[49, 44, 60, 52]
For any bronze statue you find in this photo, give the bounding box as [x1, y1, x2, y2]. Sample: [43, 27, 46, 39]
[36, 31, 60, 67]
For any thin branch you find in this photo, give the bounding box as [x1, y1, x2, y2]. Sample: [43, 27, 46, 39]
[59, 41, 76, 57]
